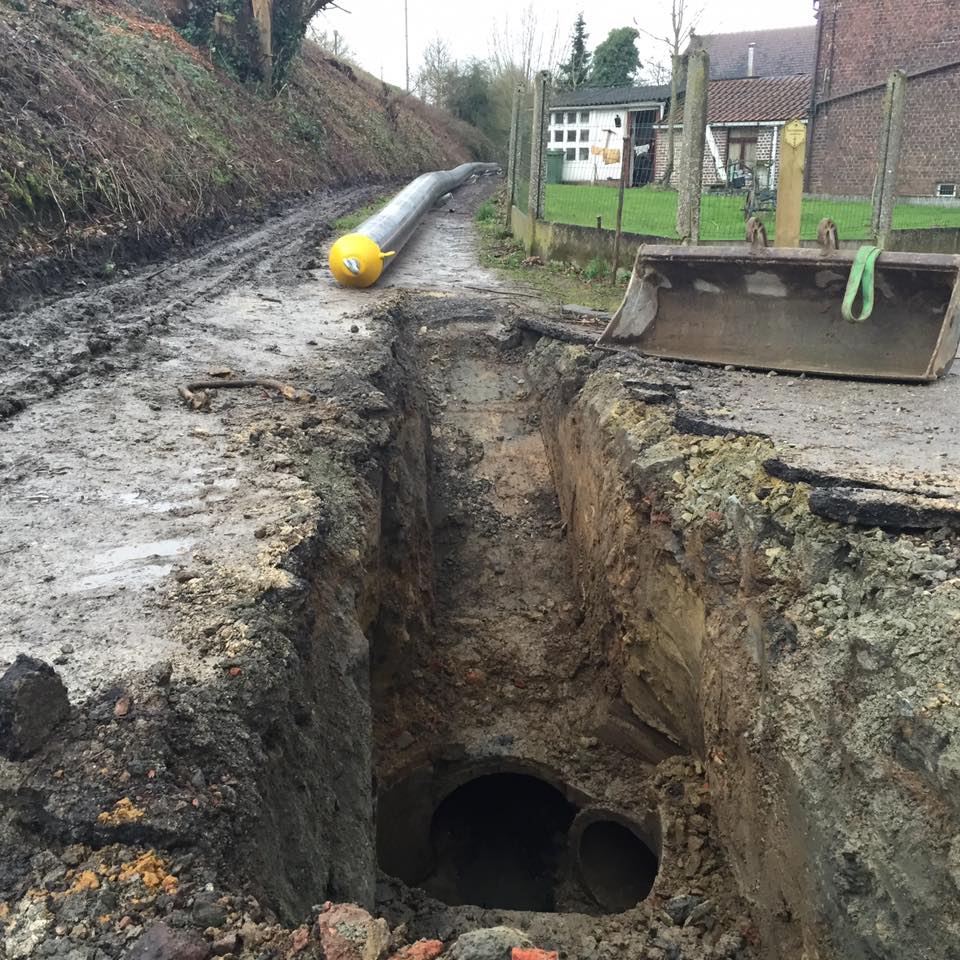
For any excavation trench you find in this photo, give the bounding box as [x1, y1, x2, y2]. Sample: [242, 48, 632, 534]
[359, 300, 739, 950]
[10, 281, 949, 960]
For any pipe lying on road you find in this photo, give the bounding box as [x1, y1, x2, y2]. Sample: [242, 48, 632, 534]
[328, 162, 501, 288]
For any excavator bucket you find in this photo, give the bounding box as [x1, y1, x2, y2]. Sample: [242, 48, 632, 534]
[598, 245, 960, 381]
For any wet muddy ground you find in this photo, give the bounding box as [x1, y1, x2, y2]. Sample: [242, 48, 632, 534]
[0, 181, 505, 694]
[3, 171, 960, 960]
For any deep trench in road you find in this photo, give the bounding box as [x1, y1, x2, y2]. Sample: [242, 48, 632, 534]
[361, 305, 738, 950]
[5, 176, 958, 960]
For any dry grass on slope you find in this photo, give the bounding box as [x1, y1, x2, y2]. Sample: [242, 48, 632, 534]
[0, 0, 490, 268]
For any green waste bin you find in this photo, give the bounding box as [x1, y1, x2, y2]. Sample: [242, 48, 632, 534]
[546, 149, 565, 184]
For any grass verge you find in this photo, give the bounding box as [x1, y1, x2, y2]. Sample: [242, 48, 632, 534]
[332, 194, 394, 233]
[476, 193, 627, 313]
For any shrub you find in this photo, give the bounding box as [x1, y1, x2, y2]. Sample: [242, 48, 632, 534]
[475, 200, 495, 223]
[583, 257, 609, 281]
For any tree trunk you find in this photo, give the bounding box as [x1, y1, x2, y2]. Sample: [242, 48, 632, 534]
[660, 51, 681, 187]
[250, 0, 273, 89]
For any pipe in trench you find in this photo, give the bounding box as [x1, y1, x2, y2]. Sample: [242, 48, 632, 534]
[328, 162, 501, 288]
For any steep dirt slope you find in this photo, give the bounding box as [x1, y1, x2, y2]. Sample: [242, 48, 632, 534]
[0, 0, 487, 292]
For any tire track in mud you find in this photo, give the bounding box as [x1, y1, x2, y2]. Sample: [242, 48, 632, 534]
[0, 184, 386, 419]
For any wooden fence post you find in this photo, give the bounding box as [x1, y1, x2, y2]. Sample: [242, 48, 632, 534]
[774, 120, 806, 247]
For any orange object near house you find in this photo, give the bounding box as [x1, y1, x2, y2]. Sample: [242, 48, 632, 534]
[512, 949, 559, 960]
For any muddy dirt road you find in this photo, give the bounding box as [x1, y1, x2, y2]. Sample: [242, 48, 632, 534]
[0, 179, 507, 695]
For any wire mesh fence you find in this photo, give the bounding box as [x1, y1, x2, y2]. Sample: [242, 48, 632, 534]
[509, 75, 960, 248]
[507, 86, 534, 220]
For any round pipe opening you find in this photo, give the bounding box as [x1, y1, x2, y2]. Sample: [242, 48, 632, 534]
[423, 772, 576, 911]
[377, 763, 661, 915]
[576, 817, 660, 913]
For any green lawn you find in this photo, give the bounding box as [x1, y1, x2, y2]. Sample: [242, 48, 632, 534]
[543, 184, 960, 242]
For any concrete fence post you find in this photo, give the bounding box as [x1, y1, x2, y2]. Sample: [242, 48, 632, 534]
[676, 50, 709, 244]
[528, 70, 550, 222]
[612, 133, 630, 283]
[871, 70, 908, 248]
[505, 83, 522, 226]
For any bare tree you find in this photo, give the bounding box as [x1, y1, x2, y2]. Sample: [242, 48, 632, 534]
[637, 55, 671, 87]
[489, 3, 561, 86]
[308, 26, 353, 60]
[416, 37, 456, 108]
[483, 4, 561, 160]
[635, 0, 705, 186]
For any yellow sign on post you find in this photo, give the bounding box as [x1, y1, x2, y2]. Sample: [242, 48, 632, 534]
[774, 119, 806, 248]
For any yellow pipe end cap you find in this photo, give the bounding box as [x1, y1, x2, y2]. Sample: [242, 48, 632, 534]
[328, 234, 386, 288]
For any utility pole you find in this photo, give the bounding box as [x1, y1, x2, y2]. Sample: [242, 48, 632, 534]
[404, 0, 410, 92]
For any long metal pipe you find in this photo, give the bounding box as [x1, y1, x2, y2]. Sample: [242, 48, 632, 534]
[329, 162, 500, 287]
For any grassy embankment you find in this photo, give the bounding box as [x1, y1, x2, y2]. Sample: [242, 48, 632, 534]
[0, 0, 488, 268]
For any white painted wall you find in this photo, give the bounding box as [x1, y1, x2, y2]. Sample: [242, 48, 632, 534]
[548, 107, 629, 183]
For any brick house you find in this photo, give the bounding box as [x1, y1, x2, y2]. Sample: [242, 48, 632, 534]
[655, 76, 812, 190]
[655, 26, 816, 190]
[807, 0, 960, 198]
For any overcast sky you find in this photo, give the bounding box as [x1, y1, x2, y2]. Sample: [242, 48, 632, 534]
[316, 0, 817, 88]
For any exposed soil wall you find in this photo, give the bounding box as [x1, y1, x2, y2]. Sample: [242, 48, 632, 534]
[0, 301, 437, 949]
[527, 341, 960, 960]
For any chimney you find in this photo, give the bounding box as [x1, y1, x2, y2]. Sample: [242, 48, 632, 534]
[747, 42, 756, 77]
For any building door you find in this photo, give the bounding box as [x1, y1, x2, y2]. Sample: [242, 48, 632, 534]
[727, 127, 759, 186]
[630, 110, 657, 187]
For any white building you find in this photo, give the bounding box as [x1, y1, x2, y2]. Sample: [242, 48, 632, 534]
[547, 85, 670, 186]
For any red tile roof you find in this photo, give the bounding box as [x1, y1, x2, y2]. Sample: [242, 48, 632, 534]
[662, 75, 812, 125]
